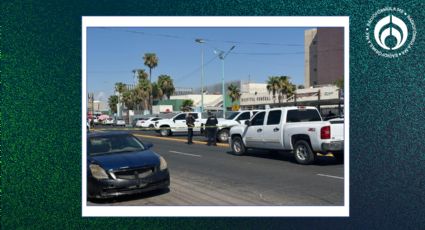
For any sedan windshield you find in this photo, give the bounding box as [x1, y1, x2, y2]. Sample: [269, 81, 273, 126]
[88, 134, 145, 156]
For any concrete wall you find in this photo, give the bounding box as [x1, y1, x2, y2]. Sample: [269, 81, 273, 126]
[316, 28, 344, 85]
[305, 28, 344, 87]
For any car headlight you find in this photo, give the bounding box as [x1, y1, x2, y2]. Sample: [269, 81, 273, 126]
[89, 164, 109, 179]
[159, 156, 168, 171]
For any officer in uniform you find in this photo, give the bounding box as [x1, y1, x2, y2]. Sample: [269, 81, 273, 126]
[186, 113, 195, 144]
[205, 111, 218, 146]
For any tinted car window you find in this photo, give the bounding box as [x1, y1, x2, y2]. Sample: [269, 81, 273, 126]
[227, 112, 240, 120]
[190, 113, 199, 119]
[251, 112, 265, 126]
[237, 112, 250, 121]
[175, 114, 186, 120]
[267, 110, 282, 125]
[286, 109, 322, 122]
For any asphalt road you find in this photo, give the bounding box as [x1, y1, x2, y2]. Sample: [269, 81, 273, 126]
[88, 128, 344, 206]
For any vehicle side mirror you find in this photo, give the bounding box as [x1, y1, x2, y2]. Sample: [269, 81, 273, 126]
[173, 119, 176, 123]
[245, 120, 250, 126]
[144, 142, 154, 149]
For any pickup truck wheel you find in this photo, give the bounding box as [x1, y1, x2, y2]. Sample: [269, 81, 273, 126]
[293, 140, 315, 165]
[217, 129, 230, 143]
[231, 136, 246, 156]
[159, 127, 170, 136]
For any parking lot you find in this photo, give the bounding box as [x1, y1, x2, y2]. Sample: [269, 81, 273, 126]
[87, 126, 344, 206]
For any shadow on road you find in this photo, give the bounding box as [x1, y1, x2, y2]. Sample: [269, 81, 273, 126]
[88, 188, 170, 204]
[226, 150, 342, 166]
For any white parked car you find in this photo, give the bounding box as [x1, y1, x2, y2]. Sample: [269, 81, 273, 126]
[154, 112, 204, 137]
[229, 106, 344, 165]
[136, 117, 162, 129]
[114, 119, 126, 126]
[103, 118, 114, 125]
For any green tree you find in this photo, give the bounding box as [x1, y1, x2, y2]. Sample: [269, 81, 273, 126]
[227, 84, 241, 104]
[108, 95, 118, 114]
[114, 82, 127, 113]
[133, 69, 149, 81]
[158, 74, 175, 100]
[266, 76, 281, 103]
[143, 53, 159, 83]
[298, 85, 305, 89]
[135, 79, 152, 111]
[151, 82, 163, 100]
[114, 82, 127, 97]
[181, 99, 194, 111]
[143, 53, 159, 114]
[122, 89, 135, 110]
[278, 76, 295, 103]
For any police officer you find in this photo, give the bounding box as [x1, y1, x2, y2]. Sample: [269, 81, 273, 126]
[186, 113, 195, 144]
[205, 111, 218, 146]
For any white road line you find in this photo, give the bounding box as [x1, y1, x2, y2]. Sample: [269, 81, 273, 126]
[317, 174, 344, 180]
[169, 150, 202, 158]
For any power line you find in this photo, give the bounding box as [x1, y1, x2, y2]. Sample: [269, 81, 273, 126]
[173, 55, 218, 82]
[95, 27, 304, 47]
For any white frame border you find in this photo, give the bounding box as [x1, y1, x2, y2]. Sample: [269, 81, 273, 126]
[82, 16, 350, 217]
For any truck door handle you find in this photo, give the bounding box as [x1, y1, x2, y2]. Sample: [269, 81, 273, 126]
[273, 128, 280, 132]
[257, 128, 262, 132]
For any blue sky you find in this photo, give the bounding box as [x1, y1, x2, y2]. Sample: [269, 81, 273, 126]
[87, 27, 312, 102]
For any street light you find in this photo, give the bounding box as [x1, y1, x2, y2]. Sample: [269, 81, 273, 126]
[214, 45, 236, 118]
[195, 38, 205, 112]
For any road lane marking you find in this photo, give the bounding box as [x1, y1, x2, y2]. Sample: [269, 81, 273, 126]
[169, 151, 202, 157]
[132, 133, 229, 147]
[316, 174, 344, 180]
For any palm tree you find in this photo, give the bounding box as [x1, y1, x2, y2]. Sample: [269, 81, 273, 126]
[136, 79, 152, 112]
[122, 90, 135, 110]
[143, 53, 159, 83]
[278, 76, 293, 103]
[143, 53, 159, 114]
[266, 76, 281, 103]
[151, 82, 163, 100]
[227, 84, 241, 104]
[181, 99, 194, 111]
[114, 82, 127, 116]
[158, 75, 175, 100]
[114, 82, 127, 96]
[108, 95, 118, 114]
[134, 69, 149, 82]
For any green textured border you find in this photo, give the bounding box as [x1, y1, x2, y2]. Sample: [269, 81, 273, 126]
[2, 0, 425, 229]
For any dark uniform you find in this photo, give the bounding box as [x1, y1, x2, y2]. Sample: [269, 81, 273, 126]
[205, 112, 218, 146]
[186, 113, 195, 144]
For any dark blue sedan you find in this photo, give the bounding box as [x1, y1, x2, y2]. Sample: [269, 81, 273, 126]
[87, 131, 170, 199]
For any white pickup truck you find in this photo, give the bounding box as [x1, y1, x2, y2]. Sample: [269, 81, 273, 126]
[154, 112, 204, 137]
[214, 110, 260, 143]
[229, 106, 344, 164]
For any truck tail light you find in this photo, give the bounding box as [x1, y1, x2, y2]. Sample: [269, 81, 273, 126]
[321, 126, 331, 139]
